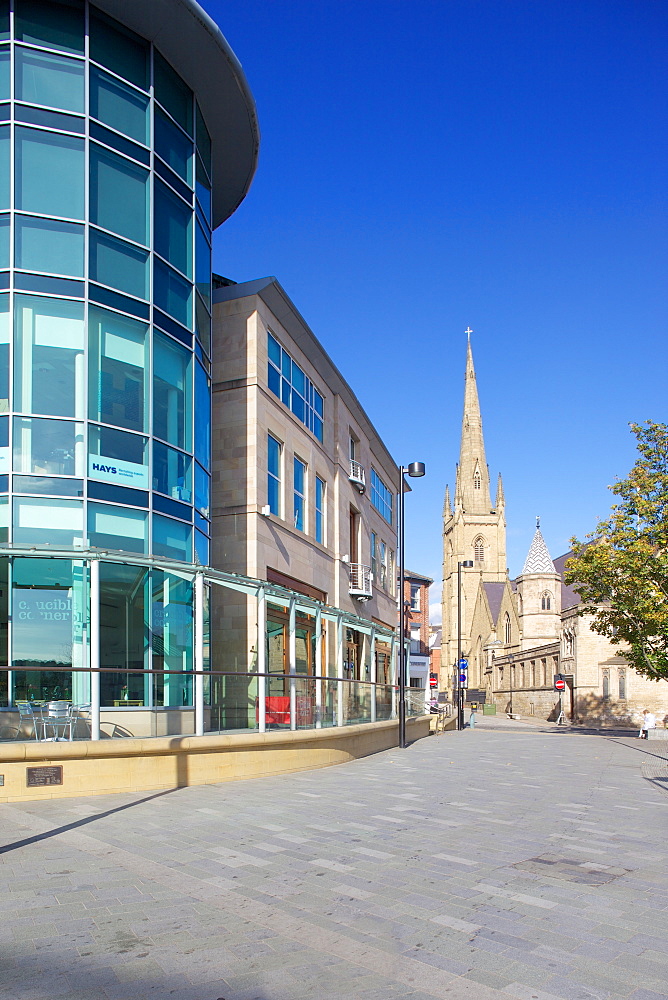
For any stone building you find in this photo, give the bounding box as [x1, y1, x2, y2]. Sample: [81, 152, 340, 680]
[441, 340, 668, 727]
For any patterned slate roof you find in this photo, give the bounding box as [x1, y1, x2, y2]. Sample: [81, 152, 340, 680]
[522, 526, 556, 575]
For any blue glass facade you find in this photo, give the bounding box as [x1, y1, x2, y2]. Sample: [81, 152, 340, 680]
[0, 0, 258, 719]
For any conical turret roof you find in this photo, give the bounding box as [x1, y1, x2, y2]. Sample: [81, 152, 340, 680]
[522, 520, 556, 574]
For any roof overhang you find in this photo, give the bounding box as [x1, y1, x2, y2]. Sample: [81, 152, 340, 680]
[94, 0, 259, 229]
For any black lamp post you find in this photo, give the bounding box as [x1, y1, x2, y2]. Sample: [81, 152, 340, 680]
[456, 559, 473, 730]
[398, 461, 425, 749]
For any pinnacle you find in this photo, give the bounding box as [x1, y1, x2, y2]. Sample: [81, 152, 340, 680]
[522, 523, 556, 575]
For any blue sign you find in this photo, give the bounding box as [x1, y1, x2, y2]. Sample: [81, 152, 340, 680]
[458, 658, 468, 669]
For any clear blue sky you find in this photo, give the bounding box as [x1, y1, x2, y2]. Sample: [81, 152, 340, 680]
[204, 0, 667, 618]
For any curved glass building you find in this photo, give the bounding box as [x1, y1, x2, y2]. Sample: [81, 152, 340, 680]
[0, 0, 258, 736]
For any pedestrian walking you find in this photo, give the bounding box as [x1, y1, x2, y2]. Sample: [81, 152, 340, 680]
[639, 708, 656, 738]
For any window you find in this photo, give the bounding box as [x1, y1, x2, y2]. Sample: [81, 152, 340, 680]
[153, 332, 192, 450]
[88, 502, 147, 553]
[388, 549, 395, 596]
[13, 416, 83, 476]
[315, 476, 325, 544]
[15, 127, 84, 219]
[349, 435, 357, 461]
[89, 230, 149, 299]
[88, 306, 148, 432]
[410, 583, 420, 611]
[504, 612, 511, 645]
[15, 216, 84, 276]
[267, 332, 324, 442]
[370, 468, 392, 523]
[293, 457, 306, 531]
[541, 592, 552, 610]
[410, 626, 421, 654]
[267, 435, 281, 515]
[618, 669, 626, 700]
[602, 669, 610, 701]
[474, 536, 485, 562]
[371, 532, 377, 579]
[90, 146, 149, 246]
[15, 47, 84, 113]
[474, 467, 481, 490]
[90, 67, 149, 144]
[14, 295, 84, 418]
[380, 540, 387, 589]
[154, 179, 192, 277]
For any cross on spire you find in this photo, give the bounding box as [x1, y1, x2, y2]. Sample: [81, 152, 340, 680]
[465, 326, 473, 338]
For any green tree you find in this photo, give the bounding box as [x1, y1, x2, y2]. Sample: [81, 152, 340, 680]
[566, 421, 668, 679]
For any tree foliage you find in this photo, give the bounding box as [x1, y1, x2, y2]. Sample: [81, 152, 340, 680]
[566, 421, 668, 680]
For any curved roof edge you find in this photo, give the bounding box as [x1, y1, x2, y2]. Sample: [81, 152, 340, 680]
[95, 0, 259, 229]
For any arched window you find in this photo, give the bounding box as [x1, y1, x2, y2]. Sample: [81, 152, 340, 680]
[474, 536, 485, 562]
[474, 468, 481, 490]
[541, 592, 552, 610]
[618, 669, 626, 700]
[602, 669, 610, 701]
[504, 612, 511, 644]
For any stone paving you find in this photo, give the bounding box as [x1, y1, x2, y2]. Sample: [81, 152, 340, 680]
[1, 725, 667, 1000]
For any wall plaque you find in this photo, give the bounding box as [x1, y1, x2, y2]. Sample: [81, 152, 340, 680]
[26, 765, 63, 787]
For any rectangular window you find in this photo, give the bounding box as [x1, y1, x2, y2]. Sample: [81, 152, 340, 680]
[15, 46, 84, 113]
[155, 108, 192, 186]
[619, 669, 626, 700]
[154, 179, 192, 278]
[267, 434, 281, 515]
[88, 306, 148, 432]
[267, 332, 324, 442]
[13, 416, 83, 476]
[153, 440, 191, 501]
[14, 294, 84, 418]
[88, 502, 147, 553]
[90, 67, 149, 144]
[371, 531, 377, 580]
[15, 216, 84, 276]
[89, 229, 149, 299]
[90, 145, 149, 246]
[13, 496, 82, 546]
[380, 540, 387, 589]
[410, 582, 421, 611]
[153, 331, 192, 451]
[315, 475, 325, 544]
[15, 127, 84, 219]
[371, 468, 393, 524]
[293, 457, 306, 532]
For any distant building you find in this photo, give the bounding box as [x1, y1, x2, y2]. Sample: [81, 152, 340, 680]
[402, 570, 432, 701]
[442, 340, 668, 727]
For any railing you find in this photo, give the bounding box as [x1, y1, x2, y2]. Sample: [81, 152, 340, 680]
[0, 670, 428, 741]
[348, 460, 366, 490]
[348, 563, 372, 598]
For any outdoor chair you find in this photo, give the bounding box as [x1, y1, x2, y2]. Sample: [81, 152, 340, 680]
[42, 701, 73, 741]
[15, 701, 44, 740]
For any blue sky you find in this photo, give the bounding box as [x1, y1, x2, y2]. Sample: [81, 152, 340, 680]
[204, 0, 667, 618]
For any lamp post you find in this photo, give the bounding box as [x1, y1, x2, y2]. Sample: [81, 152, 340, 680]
[456, 559, 473, 730]
[398, 461, 426, 749]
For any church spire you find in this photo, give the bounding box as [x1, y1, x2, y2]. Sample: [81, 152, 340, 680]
[443, 484, 452, 517]
[495, 473, 505, 510]
[457, 334, 491, 513]
[521, 518, 556, 574]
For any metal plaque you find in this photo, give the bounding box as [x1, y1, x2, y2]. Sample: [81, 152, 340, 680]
[26, 765, 63, 787]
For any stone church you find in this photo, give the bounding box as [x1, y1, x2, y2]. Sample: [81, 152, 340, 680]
[440, 339, 668, 727]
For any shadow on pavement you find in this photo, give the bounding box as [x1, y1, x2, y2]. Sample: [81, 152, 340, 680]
[0, 786, 182, 855]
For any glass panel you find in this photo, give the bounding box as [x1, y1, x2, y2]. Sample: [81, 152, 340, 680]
[88, 424, 148, 489]
[15, 127, 84, 218]
[152, 514, 191, 562]
[195, 155, 211, 223]
[194, 361, 210, 469]
[89, 9, 148, 90]
[13, 494, 83, 546]
[0, 292, 7, 412]
[88, 306, 148, 432]
[152, 571, 193, 707]
[0, 10, 7, 41]
[15, 46, 84, 112]
[13, 416, 83, 476]
[13, 475, 82, 496]
[99, 562, 148, 708]
[154, 179, 192, 277]
[0, 495, 7, 541]
[154, 259, 192, 329]
[155, 107, 192, 185]
[11, 558, 86, 709]
[195, 295, 211, 355]
[154, 50, 193, 134]
[153, 331, 192, 450]
[195, 221, 210, 307]
[88, 502, 147, 553]
[153, 441, 191, 501]
[194, 462, 209, 518]
[194, 528, 208, 566]
[0, 414, 8, 471]
[14, 294, 84, 418]
[0, 48, 8, 101]
[90, 66, 148, 144]
[15, 216, 84, 276]
[90, 146, 149, 245]
[0, 125, 7, 209]
[15, 0, 84, 55]
[89, 229, 149, 300]
[0, 558, 6, 704]
[195, 103, 211, 177]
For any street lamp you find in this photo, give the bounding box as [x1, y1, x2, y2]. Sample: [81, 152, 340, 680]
[456, 559, 473, 730]
[398, 461, 426, 749]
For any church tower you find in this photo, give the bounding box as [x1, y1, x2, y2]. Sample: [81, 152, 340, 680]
[515, 519, 561, 648]
[441, 336, 507, 684]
